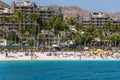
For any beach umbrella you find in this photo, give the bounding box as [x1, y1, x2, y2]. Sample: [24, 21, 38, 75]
[99, 51, 104, 54]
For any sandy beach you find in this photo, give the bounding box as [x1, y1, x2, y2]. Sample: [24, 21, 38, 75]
[0, 51, 120, 61]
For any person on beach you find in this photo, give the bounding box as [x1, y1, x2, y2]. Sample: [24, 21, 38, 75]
[79, 54, 81, 60]
[41, 47, 44, 54]
[5, 52, 8, 58]
[31, 51, 34, 59]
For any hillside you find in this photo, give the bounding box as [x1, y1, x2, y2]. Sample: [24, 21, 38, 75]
[0, 0, 9, 8]
[61, 6, 90, 17]
[49, 4, 90, 18]
[108, 12, 120, 18]
[49, 4, 120, 19]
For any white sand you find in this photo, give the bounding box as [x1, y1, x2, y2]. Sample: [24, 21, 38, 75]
[0, 52, 119, 61]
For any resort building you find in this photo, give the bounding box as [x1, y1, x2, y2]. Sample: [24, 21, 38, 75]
[0, 0, 62, 28]
[82, 12, 120, 27]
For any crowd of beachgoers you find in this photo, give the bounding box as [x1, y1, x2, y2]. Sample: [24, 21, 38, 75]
[0, 49, 120, 61]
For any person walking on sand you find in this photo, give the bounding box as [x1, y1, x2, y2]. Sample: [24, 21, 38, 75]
[5, 52, 8, 58]
[31, 52, 34, 59]
[41, 47, 44, 54]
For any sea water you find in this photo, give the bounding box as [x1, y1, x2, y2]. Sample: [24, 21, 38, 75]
[0, 60, 120, 80]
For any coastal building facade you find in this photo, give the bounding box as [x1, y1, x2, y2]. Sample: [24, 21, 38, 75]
[82, 12, 120, 27]
[0, 0, 62, 28]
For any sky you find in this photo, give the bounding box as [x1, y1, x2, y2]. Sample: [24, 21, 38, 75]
[3, 0, 120, 12]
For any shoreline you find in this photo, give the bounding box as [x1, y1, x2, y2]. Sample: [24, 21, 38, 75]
[0, 51, 120, 61]
[1, 59, 120, 62]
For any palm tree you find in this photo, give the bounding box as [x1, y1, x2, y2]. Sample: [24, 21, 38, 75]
[111, 34, 120, 47]
[47, 16, 65, 33]
[0, 29, 4, 39]
[37, 33, 43, 50]
[30, 12, 39, 50]
[12, 11, 25, 51]
[104, 22, 116, 48]
[12, 11, 24, 29]
[66, 17, 76, 26]
[7, 30, 19, 44]
[20, 26, 31, 49]
[2, 17, 11, 39]
[76, 23, 84, 31]
[11, 16, 18, 44]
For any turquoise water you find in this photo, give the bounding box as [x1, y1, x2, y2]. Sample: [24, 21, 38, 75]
[0, 60, 120, 80]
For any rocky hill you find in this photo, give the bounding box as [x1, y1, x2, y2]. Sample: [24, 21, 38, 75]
[61, 6, 90, 17]
[49, 5, 90, 18]
[0, 0, 9, 8]
[108, 12, 120, 18]
[49, 5, 120, 19]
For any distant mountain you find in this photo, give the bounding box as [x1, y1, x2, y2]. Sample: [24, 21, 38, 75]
[61, 6, 90, 17]
[49, 4, 120, 19]
[108, 12, 120, 18]
[49, 4, 90, 18]
[0, 1, 9, 8]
